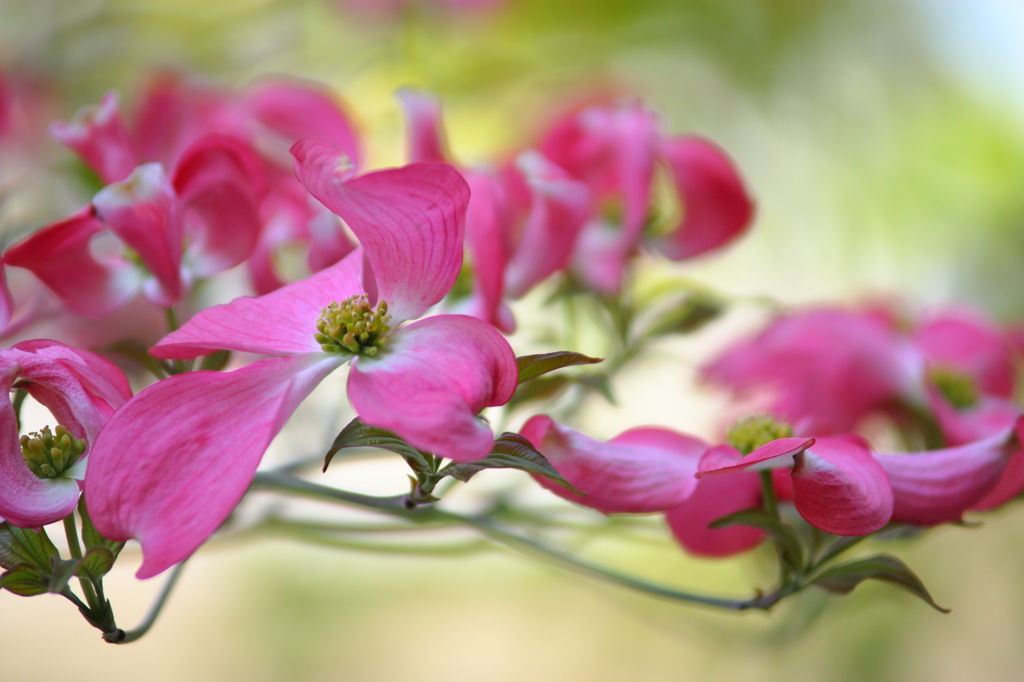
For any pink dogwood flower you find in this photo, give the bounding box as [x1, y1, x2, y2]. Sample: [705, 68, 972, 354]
[519, 415, 765, 557]
[540, 100, 754, 294]
[698, 435, 895, 536]
[398, 89, 590, 333]
[85, 146, 517, 578]
[0, 340, 131, 527]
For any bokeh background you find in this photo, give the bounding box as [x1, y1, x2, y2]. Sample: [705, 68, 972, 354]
[4, 1, 1024, 680]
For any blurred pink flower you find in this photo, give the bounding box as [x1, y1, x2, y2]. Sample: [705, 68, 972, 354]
[86, 148, 517, 578]
[5, 134, 265, 315]
[540, 101, 754, 294]
[703, 307, 921, 436]
[50, 78, 363, 296]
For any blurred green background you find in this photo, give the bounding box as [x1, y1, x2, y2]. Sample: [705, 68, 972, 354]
[3, 0, 1024, 680]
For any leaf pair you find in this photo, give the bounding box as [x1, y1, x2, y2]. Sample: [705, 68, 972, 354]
[324, 419, 581, 495]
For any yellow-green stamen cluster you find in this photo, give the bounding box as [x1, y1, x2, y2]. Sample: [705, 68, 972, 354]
[726, 415, 794, 456]
[21, 425, 86, 480]
[315, 295, 392, 356]
[931, 366, 979, 410]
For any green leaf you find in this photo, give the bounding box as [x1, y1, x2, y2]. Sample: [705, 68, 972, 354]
[324, 418, 432, 473]
[810, 553, 950, 613]
[76, 547, 115, 581]
[710, 508, 803, 571]
[516, 352, 603, 384]
[0, 564, 48, 596]
[642, 293, 723, 339]
[199, 349, 232, 371]
[439, 433, 583, 494]
[78, 497, 125, 561]
[0, 523, 60, 572]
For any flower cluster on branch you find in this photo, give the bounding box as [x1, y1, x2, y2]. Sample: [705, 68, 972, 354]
[0, 70, 1018, 641]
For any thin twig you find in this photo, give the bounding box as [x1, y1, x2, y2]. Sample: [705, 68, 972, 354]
[106, 561, 187, 644]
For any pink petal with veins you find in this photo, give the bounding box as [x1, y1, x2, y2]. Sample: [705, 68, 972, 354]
[153, 248, 364, 359]
[347, 315, 516, 462]
[791, 438, 893, 536]
[396, 88, 449, 164]
[655, 136, 754, 261]
[3, 206, 139, 318]
[875, 419, 1023, 525]
[49, 91, 138, 184]
[520, 415, 707, 513]
[292, 139, 470, 324]
[85, 352, 342, 578]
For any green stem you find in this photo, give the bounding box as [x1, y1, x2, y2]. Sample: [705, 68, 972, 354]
[63, 513, 100, 610]
[249, 472, 789, 611]
[106, 561, 187, 644]
[164, 307, 179, 333]
[439, 510, 783, 610]
[759, 469, 793, 581]
[250, 472, 415, 512]
[759, 470, 778, 519]
[257, 519, 491, 556]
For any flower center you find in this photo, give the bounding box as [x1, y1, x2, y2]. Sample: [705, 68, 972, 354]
[21, 425, 86, 480]
[930, 366, 978, 410]
[726, 415, 794, 456]
[315, 295, 392, 356]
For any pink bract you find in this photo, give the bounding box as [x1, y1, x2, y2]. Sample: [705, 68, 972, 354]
[519, 415, 707, 514]
[0, 340, 131, 528]
[874, 417, 1024, 525]
[699, 436, 894, 536]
